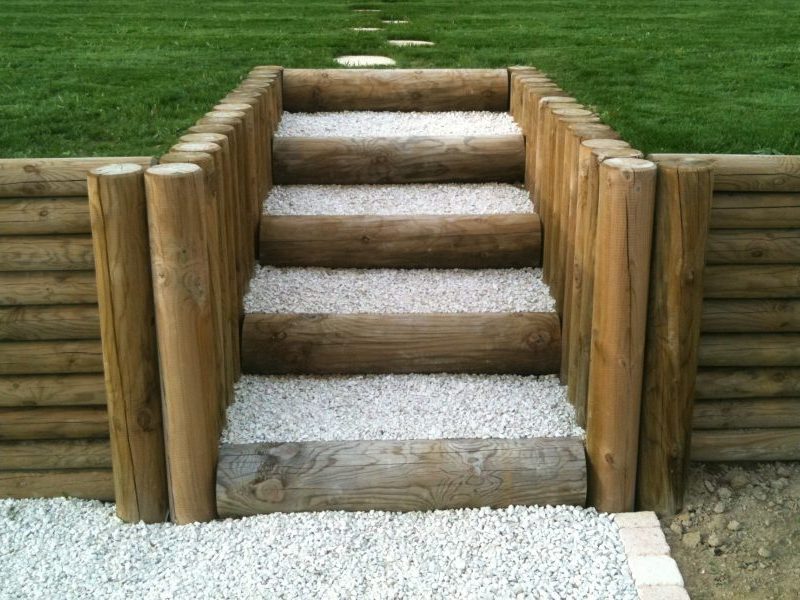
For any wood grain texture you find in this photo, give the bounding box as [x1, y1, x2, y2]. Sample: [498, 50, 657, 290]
[0, 197, 91, 234]
[0, 406, 108, 440]
[648, 154, 800, 192]
[241, 312, 561, 375]
[0, 469, 114, 500]
[698, 334, 800, 367]
[259, 214, 542, 268]
[0, 374, 106, 407]
[0, 235, 94, 271]
[695, 368, 800, 399]
[693, 398, 800, 429]
[701, 299, 800, 333]
[0, 271, 97, 306]
[282, 69, 509, 112]
[217, 437, 586, 516]
[706, 229, 800, 264]
[691, 429, 800, 461]
[711, 193, 800, 229]
[0, 304, 99, 340]
[273, 136, 525, 185]
[0, 439, 111, 470]
[704, 265, 800, 298]
[0, 340, 102, 374]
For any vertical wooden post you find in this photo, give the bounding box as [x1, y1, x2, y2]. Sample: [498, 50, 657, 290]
[250, 65, 284, 129]
[521, 84, 562, 190]
[144, 163, 220, 524]
[508, 66, 540, 121]
[586, 157, 657, 513]
[638, 158, 714, 515]
[87, 163, 168, 523]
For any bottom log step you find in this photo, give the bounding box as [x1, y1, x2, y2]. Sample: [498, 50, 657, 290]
[216, 436, 586, 516]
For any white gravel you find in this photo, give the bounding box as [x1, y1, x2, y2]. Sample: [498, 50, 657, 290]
[264, 183, 533, 215]
[244, 266, 554, 313]
[223, 374, 583, 443]
[0, 498, 637, 600]
[276, 111, 521, 137]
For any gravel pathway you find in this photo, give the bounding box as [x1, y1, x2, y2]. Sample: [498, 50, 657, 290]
[263, 183, 533, 215]
[0, 499, 637, 600]
[276, 111, 521, 138]
[244, 266, 554, 313]
[223, 374, 582, 443]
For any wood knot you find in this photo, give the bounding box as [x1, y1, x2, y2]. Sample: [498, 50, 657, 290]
[361, 235, 371, 244]
[253, 478, 285, 503]
[38, 208, 49, 218]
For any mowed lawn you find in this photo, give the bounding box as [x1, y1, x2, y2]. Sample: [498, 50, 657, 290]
[1, 0, 798, 158]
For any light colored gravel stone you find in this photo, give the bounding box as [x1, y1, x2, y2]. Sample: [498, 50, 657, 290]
[276, 111, 521, 137]
[0, 499, 637, 600]
[244, 266, 554, 313]
[335, 55, 396, 67]
[264, 183, 533, 215]
[223, 374, 582, 443]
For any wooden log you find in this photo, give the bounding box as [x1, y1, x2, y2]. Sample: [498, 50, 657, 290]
[0, 197, 91, 235]
[241, 312, 561, 375]
[698, 334, 800, 367]
[216, 100, 265, 205]
[217, 437, 586, 516]
[637, 158, 713, 515]
[0, 469, 114, 500]
[0, 407, 108, 440]
[88, 163, 168, 523]
[648, 154, 800, 193]
[0, 157, 155, 198]
[0, 340, 103, 374]
[250, 65, 284, 127]
[509, 67, 544, 122]
[711, 192, 800, 229]
[144, 163, 219, 524]
[701, 299, 800, 333]
[696, 368, 800, 399]
[259, 214, 542, 269]
[693, 398, 800, 429]
[0, 235, 94, 271]
[691, 428, 800, 462]
[0, 374, 106, 407]
[282, 69, 509, 112]
[0, 304, 99, 340]
[0, 439, 111, 470]
[0, 271, 97, 306]
[704, 265, 800, 298]
[273, 136, 525, 185]
[705, 229, 800, 264]
[586, 158, 657, 513]
[532, 97, 577, 213]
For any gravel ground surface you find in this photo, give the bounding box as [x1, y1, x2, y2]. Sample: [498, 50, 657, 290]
[222, 374, 582, 443]
[276, 111, 521, 138]
[0, 499, 637, 600]
[263, 183, 533, 215]
[244, 266, 554, 313]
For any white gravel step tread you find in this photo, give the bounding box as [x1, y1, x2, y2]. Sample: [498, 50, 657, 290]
[276, 111, 521, 137]
[0, 499, 637, 599]
[264, 183, 534, 215]
[223, 374, 582, 443]
[244, 266, 554, 313]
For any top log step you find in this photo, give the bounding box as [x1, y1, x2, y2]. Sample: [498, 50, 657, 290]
[650, 154, 800, 193]
[282, 69, 509, 112]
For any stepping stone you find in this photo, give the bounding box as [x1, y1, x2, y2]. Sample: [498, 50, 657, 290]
[382, 19, 409, 24]
[335, 55, 396, 67]
[352, 8, 380, 12]
[352, 27, 383, 31]
[388, 40, 435, 47]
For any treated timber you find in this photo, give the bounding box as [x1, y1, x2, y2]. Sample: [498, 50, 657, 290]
[242, 312, 561, 375]
[0, 197, 91, 234]
[0, 235, 94, 271]
[698, 334, 800, 367]
[695, 368, 800, 399]
[0, 157, 155, 198]
[701, 299, 800, 333]
[0, 271, 97, 305]
[0, 340, 103, 374]
[705, 229, 800, 264]
[0, 407, 108, 440]
[693, 399, 800, 429]
[0, 469, 113, 500]
[648, 154, 800, 193]
[0, 439, 111, 470]
[273, 136, 525, 185]
[0, 374, 106, 407]
[0, 304, 99, 340]
[259, 214, 542, 268]
[217, 437, 586, 516]
[711, 193, 800, 229]
[282, 69, 509, 112]
[704, 265, 800, 298]
[691, 429, 800, 461]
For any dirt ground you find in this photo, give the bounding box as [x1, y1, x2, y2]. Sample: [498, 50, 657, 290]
[660, 461, 800, 599]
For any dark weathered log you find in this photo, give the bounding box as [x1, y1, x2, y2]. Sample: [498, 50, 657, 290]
[704, 265, 800, 298]
[0, 305, 99, 340]
[693, 398, 800, 429]
[691, 428, 800, 461]
[0, 235, 94, 271]
[0, 469, 114, 500]
[706, 229, 800, 264]
[0, 340, 103, 375]
[0, 374, 106, 407]
[0, 197, 90, 234]
[0, 271, 97, 306]
[0, 406, 108, 440]
[695, 368, 800, 399]
[711, 192, 800, 229]
[0, 439, 111, 470]
[698, 334, 800, 367]
[702, 299, 800, 333]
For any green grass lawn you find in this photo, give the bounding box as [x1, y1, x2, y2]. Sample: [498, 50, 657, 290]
[1, 0, 798, 158]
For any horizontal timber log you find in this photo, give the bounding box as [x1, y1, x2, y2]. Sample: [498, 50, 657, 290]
[0, 235, 94, 271]
[242, 312, 561, 375]
[0, 374, 106, 407]
[0, 304, 100, 340]
[0, 271, 97, 306]
[0, 469, 113, 500]
[217, 437, 586, 516]
[0, 197, 91, 234]
[0, 406, 108, 440]
[705, 229, 800, 264]
[0, 439, 111, 470]
[704, 265, 800, 298]
[692, 428, 800, 461]
[0, 340, 103, 375]
[693, 398, 800, 429]
[0, 157, 155, 198]
[711, 193, 800, 229]
[259, 214, 542, 268]
[648, 154, 800, 192]
[698, 334, 800, 367]
[695, 368, 800, 399]
[702, 299, 800, 333]
[273, 136, 525, 185]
